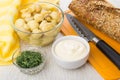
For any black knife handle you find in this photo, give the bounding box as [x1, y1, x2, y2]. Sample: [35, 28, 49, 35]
[96, 40, 120, 69]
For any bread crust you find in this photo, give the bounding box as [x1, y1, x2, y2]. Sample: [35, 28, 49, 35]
[69, 0, 120, 43]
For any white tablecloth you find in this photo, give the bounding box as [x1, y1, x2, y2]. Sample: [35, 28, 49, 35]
[1, 0, 120, 80]
[0, 33, 103, 80]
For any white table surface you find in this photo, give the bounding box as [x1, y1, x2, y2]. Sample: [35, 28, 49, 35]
[0, 0, 120, 80]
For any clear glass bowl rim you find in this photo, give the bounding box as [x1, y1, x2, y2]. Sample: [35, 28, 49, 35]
[11, 1, 64, 34]
[12, 48, 46, 70]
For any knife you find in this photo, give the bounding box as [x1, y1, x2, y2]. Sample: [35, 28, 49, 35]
[66, 14, 120, 69]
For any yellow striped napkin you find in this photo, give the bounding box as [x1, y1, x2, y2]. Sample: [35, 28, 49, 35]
[0, 0, 21, 65]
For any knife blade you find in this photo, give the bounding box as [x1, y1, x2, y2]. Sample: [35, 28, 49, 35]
[66, 14, 120, 69]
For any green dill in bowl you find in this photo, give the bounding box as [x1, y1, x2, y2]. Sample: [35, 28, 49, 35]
[16, 51, 43, 68]
[12, 47, 46, 75]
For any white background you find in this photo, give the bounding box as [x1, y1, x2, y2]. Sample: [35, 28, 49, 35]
[0, 0, 120, 80]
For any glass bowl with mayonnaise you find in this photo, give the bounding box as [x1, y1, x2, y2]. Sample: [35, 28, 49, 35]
[51, 36, 90, 69]
[12, 2, 64, 46]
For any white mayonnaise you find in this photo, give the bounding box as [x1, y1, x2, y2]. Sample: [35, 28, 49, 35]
[55, 39, 87, 61]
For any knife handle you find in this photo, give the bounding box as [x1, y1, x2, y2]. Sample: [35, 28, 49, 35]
[96, 40, 120, 69]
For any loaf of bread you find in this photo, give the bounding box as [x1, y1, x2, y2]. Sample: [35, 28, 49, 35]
[69, 0, 120, 43]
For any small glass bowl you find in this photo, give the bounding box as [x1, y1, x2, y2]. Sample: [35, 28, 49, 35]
[12, 46, 46, 75]
[12, 2, 64, 46]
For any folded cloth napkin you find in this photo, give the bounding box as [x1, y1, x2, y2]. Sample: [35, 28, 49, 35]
[61, 11, 120, 80]
[0, 0, 59, 65]
[0, 0, 21, 65]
